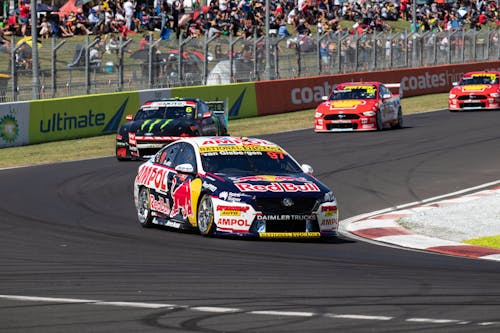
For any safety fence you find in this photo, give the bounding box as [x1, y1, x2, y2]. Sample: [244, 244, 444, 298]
[0, 28, 499, 102]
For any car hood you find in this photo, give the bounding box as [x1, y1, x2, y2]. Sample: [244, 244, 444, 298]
[317, 99, 377, 114]
[206, 173, 330, 201]
[125, 118, 192, 135]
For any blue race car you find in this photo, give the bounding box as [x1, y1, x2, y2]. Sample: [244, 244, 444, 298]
[133, 136, 339, 239]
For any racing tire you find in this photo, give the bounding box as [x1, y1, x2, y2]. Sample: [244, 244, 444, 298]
[376, 110, 384, 131]
[394, 108, 403, 129]
[197, 194, 215, 236]
[137, 187, 153, 228]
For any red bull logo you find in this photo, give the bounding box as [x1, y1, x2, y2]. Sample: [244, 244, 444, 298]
[170, 177, 193, 218]
[235, 182, 321, 193]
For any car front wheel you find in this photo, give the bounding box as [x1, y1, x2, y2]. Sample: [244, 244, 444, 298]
[137, 187, 153, 227]
[197, 194, 215, 236]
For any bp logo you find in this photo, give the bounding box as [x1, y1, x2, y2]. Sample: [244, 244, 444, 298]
[0, 115, 19, 143]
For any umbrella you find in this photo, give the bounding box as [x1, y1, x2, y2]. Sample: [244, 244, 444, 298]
[16, 36, 42, 48]
[75, 0, 93, 6]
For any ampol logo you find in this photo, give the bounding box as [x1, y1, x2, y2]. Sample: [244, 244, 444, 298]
[0, 115, 19, 143]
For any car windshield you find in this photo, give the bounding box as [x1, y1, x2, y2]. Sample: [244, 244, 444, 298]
[134, 106, 195, 120]
[329, 86, 377, 100]
[201, 152, 303, 175]
[460, 75, 498, 85]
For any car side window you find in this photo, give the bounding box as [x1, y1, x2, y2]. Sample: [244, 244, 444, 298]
[197, 102, 210, 119]
[157, 143, 181, 167]
[173, 143, 197, 172]
[379, 85, 390, 98]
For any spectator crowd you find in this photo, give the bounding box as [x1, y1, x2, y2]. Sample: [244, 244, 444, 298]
[0, 0, 499, 56]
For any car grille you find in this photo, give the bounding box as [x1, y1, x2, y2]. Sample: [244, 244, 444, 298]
[460, 102, 486, 108]
[255, 197, 317, 214]
[458, 95, 487, 100]
[324, 114, 359, 120]
[326, 123, 358, 130]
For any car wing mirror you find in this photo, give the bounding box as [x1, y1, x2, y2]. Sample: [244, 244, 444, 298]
[301, 164, 314, 175]
[125, 114, 134, 121]
[321, 95, 328, 101]
[175, 163, 195, 174]
[452, 81, 458, 86]
[382, 93, 392, 99]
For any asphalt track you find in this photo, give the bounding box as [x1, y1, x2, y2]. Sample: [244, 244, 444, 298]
[1, 109, 500, 332]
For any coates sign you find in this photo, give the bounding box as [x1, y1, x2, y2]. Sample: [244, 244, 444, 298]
[254, 61, 500, 116]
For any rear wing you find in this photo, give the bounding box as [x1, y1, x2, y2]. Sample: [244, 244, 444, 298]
[206, 99, 229, 128]
[385, 83, 403, 98]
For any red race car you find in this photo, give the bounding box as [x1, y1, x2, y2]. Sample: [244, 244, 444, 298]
[448, 71, 500, 112]
[314, 81, 403, 132]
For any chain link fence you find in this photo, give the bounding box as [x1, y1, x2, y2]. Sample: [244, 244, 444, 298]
[0, 28, 499, 102]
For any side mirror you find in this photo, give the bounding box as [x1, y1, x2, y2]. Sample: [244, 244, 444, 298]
[301, 164, 314, 175]
[202, 111, 212, 118]
[175, 163, 195, 174]
[321, 96, 328, 101]
[382, 93, 392, 99]
[452, 81, 458, 86]
[125, 114, 134, 121]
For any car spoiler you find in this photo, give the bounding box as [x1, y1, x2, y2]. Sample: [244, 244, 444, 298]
[206, 99, 229, 128]
[385, 83, 403, 98]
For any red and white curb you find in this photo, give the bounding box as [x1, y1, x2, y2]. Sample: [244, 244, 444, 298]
[340, 182, 500, 262]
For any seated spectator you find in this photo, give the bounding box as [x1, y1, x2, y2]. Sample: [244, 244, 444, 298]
[0, 30, 11, 53]
[89, 46, 102, 67]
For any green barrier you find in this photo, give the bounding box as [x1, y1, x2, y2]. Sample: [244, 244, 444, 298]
[29, 92, 141, 145]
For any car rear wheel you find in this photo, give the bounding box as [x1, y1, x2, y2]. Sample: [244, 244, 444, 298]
[197, 194, 215, 236]
[394, 108, 403, 129]
[376, 110, 383, 131]
[137, 187, 153, 227]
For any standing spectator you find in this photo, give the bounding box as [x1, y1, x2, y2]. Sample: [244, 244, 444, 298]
[123, 0, 135, 31]
[18, 0, 30, 36]
[39, 17, 51, 38]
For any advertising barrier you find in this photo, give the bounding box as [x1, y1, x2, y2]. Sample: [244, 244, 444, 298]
[1, 61, 500, 148]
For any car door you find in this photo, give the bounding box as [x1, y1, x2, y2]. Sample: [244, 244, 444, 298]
[379, 84, 397, 122]
[167, 142, 199, 223]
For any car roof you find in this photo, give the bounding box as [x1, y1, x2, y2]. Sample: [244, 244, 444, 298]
[141, 98, 201, 106]
[337, 81, 380, 87]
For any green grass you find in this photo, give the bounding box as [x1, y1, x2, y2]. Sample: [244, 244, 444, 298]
[0, 93, 448, 168]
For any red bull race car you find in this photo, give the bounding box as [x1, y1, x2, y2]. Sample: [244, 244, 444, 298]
[116, 98, 229, 160]
[133, 136, 339, 239]
[448, 71, 500, 111]
[314, 81, 403, 132]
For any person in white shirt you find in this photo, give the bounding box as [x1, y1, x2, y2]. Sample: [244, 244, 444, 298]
[123, 0, 135, 30]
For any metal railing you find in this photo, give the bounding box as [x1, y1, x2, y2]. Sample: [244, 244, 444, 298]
[0, 28, 499, 102]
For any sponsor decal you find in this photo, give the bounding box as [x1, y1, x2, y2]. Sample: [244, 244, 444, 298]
[471, 73, 497, 80]
[136, 165, 170, 191]
[320, 219, 338, 226]
[150, 195, 171, 215]
[216, 205, 250, 212]
[199, 145, 284, 154]
[235, 182, 320, 193]
[201, 137, 272, 146]
[260, 232, 321, 238]
[461, 85, 488, 92]
[170, 177, 193, 218]
[257, 215, 314, 221]
[341, 85, 376, 94]
[218, 191, 251, 202]
[217, 218, 252, 227]
[401, 72, 448, 92]
[0, 115, 19, 143]
[330, 100, 365, 109]
[202, 182, 217, 192]
[39, 110, 105, 133]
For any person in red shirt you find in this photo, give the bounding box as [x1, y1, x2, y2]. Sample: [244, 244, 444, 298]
[478, 12, 487, 25]
[19, 0, 30, 36]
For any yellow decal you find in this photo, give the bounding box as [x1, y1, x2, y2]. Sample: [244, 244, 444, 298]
[342, 85, 376, 94]
[220, 210, 241, 216]
[462, 85, 487, 92]
[199, 145, 284, 153]
[330, 100, 364, 109]
[186, 106, 192, 113]
[260, 232, 321, 238]
[188, 178, 202, 226]
[471, 73, 497, 80]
